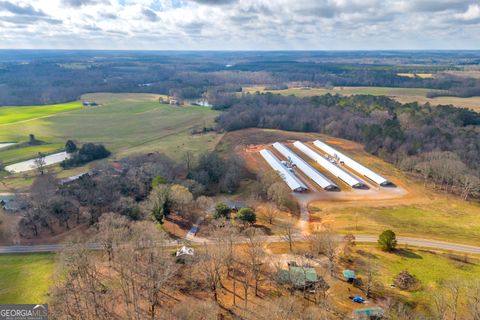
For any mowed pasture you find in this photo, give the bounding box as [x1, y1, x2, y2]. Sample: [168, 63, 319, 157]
[0, 93, 221, 166]
[353, 245, 480, 310]
[397, 73, 434, 78]
[0, 253, 55, 304]
[243, 86, 480, 111]
[0, 101, 83, 125]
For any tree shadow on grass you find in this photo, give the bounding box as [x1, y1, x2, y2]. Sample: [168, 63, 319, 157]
[394, 249, 422, 259]
[357, 250, 377, 259]
[253, 224, 273, 235]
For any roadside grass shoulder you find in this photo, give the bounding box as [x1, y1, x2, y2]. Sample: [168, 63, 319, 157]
[317, 200, 480, 246]
[0, 144, 64, 165]
[0, 253, 55, 304]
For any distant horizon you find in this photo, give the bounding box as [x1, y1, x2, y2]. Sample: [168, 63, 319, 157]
[1, 49, 480, 52]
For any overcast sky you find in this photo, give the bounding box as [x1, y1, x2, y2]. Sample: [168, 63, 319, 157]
[0, 0, 479, 50]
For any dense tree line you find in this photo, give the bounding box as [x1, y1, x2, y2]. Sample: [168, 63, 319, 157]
[61, 143, 111, 168]
[215, 93, 480, 198]
[2, 51, 480, 105]
[16, 150, 248, 238]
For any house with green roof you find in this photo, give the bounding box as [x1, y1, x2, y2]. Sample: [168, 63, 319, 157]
[279, 266, 318, 289]
[353, 307, 384, 319]
[343, 269, 357, 282]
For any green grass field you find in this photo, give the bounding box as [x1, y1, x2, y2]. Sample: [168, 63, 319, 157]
[243, 86, 440, 97]
[355, 245, 480, 309]
[0, 93, 221, 165]
[243, 86, 480, 111]
[358, 246, 480, 310]
[317, 198, 480, 246]
[0, 253, 55, 304]
[0, 102, 83, 125]
[0, 144, 64, 165]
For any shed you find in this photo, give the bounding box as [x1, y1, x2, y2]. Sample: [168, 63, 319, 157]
[343, 269, 357, 282]
[279, 266, 318, 288]
[353, 307, 384, 320]
[176, 246, 195, 263]
[176, 246, 194, 257]
[59, 172, 89, 186]
[0, 196, 20, 212]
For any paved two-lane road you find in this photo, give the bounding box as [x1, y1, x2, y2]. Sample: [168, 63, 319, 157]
[354, 236, 480, 255]
[1, 235, 479, 254]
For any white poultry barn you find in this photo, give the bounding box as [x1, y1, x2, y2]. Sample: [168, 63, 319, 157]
[272, 142, 339, 191]
[260, 149, 308, 192]
[293, 141, 368, 189]
[313, 140, 395, 187]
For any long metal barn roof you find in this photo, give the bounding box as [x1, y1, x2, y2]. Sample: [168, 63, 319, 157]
[272, 142, 339, 191]
[313, 140, 394, 187]
[293, 141, 367, 189]
[259, 149, 308, 192]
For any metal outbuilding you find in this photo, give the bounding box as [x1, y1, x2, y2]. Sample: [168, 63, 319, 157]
[260, 149, 308, 192]
[272, 142, 339, 191]
[313, 140, 395, 187]
[293, 141, 367, 189]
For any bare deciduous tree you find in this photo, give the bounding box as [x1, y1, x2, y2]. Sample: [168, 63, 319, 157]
[183, 151, 194, 172]
[467, 280, 480, 320]
[280, 222, 295, 252]
[196, 238, 227, 302]
[258, 296, 330, 320]
[342, 233, 356, 258]
[51, 241, 114, 320]
[165, 298, 219, 320]
[94, 212, 130, 262]
[459, 174, 480, 201]
[169, 184, 193, 214]
[34, 152, 46, 175]
[308, 230, 339, 277]
[361, 257, 378, 299]
[265, 202, 278, 225]
[243, 227, 266, 297]
[445, 279, 463, 320]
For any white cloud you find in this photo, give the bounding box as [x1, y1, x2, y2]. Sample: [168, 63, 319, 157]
[0, 0, 479, 49]
[456, 4, 480, 20]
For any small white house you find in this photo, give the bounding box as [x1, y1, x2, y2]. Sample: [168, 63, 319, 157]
[176, 246, 194, 257]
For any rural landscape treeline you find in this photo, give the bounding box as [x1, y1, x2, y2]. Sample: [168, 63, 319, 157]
[2, 51, 480, 106]
[1, 50, 480, 320]
[215, 93, 480, 199]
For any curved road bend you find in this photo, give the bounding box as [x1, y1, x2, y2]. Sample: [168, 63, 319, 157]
[0, 236, 479, 255]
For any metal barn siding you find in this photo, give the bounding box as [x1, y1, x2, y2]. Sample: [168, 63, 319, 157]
[259, 149, 308, 192]
[313, 140, 394, 187]
[272, 143, 339, 191]
[293, 141, 367, 189]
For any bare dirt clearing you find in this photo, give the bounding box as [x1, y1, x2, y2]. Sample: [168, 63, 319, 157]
[223, 129, 480, 244]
